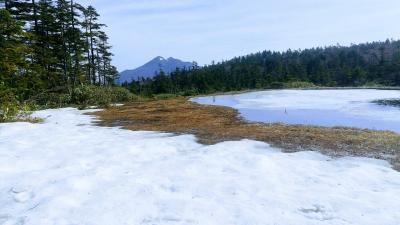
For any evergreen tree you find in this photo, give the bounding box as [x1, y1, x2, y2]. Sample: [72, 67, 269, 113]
[1, 0, 118, 99]
[0, 8, 25, 83]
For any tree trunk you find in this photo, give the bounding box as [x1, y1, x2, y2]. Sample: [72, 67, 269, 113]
[95, 49, 101, 84]
[103, 61, 106, 86]
[83, 14, 91, 83]
[5, 0, 9, 10]
[89, 22, 96, 84]
[70, 0, 77, 87]
[32, 0, 38, 33]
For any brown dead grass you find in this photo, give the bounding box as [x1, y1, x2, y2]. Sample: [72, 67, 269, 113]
[92, 97, 400, 170]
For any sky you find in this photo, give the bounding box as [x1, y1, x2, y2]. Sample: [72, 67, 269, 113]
[78, 0, 400, 71]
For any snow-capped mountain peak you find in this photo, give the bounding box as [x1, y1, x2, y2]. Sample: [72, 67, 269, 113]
[117, 56, 193, 83]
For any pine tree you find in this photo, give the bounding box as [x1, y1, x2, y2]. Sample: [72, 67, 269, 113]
[1, 0, 118, 98]
[81, 5, 102, 84]
[0, 8, 33, 96]
[96, 30, 114, 85]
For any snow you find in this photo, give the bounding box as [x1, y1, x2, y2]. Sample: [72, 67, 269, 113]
[0, 108, 400, 225]
[193, 89, 400, 132]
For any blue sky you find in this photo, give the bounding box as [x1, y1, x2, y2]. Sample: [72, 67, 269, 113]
[79, 0, 400, 71]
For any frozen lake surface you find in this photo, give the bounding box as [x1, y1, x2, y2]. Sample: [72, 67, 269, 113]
[0, 108, 399, 224]
[193, 89, 400, 133]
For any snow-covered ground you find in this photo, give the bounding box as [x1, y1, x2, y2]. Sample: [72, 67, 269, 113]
[193, 89, 400, 132]
[0, 108, 400, 225]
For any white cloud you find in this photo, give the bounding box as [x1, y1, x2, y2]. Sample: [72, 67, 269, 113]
[78, 0, 400, 71]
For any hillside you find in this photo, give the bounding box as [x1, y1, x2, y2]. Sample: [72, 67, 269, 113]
[118, 56, 192, 84]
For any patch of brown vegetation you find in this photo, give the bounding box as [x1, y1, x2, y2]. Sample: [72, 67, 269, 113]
[92, 97, 400, 170]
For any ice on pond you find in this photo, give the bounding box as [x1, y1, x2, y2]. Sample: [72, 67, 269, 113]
[193, 89, 400, 133]
[0, 108, 399, 224]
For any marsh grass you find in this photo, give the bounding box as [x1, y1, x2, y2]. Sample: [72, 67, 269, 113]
[6, 116, 44, 123]
[93, 97, 400, 170]
[0, 100, 43, 123]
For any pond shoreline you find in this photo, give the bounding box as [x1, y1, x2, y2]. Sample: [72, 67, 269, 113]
[194, 86, 400, 97]
[92, 97, 400, 171]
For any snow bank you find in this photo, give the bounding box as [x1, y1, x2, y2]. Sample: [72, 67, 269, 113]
[0, 108, 399, 225]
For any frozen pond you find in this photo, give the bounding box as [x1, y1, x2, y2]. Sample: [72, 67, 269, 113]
[193, 89, 400, 133]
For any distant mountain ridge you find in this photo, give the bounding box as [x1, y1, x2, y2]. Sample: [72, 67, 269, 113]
[117, 56, 193, 84]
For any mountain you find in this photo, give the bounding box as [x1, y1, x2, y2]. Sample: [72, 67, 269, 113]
[117, 56, 193, 84]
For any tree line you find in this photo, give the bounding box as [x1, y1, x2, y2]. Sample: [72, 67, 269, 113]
[0, 0, 117, 100]
[124, 40, 400, 96]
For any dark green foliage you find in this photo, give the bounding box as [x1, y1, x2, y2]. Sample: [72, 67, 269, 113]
[0, 86, 19, 121]
[32, 92, 72, 108]
[0, 8, 35, 97]
[71, 85, 138, 108]
[126, 40, 400, 96]
[269, 82, 285, 89]
[153, 93, 177, 100]
[0, 84, 38, 122]
[28, 85, 138, 109]
[0, 1, 123, 118]
[110, 86, 136, 102]
[71, 85, 110, 108]
[0, 1, 117, 104]
[284, 81, 316, 88]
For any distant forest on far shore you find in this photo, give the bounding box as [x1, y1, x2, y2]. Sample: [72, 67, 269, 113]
[124, 40, 400, 96]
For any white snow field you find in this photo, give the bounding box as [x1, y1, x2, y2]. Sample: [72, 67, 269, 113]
[193, 89, 400, 132]
[1, 108, 400, 225]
